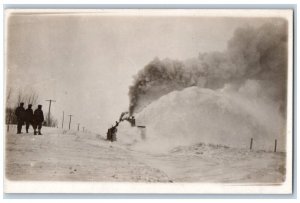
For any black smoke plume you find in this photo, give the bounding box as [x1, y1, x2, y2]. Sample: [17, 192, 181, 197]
[129, 20, 288, 115]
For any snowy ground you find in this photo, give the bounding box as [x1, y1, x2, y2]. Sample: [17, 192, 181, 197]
[5, 126, 285, 183]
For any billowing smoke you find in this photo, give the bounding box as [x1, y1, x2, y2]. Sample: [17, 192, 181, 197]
[129, 20, 288, 115]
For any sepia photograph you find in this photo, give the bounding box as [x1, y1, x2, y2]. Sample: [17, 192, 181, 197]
[3, 9, 293, 193]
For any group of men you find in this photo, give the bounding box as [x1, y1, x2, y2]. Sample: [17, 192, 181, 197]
[15, 102, 44, 135]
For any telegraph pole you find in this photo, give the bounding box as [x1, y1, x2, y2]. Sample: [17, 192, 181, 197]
[77, 123, 80, 131]
[68, 114, 73, 130]
[45, 99, 56, 126]
[62, 111, 64, 129]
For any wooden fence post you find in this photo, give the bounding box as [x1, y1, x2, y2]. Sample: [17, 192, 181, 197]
[274, 139, 277, 152]
[250, 138, 253, 150]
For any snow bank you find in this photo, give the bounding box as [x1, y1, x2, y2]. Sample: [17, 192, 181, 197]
[133, 86, 285, 153]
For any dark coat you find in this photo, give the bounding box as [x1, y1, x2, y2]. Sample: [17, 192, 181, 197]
[34, 109, 44, 123]
[25, 108, 34, 122]
[107, 128, 112, 140]
[15, 106, 26, 121]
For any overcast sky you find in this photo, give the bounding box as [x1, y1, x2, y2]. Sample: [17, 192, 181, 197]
[6, 12, 273, 133]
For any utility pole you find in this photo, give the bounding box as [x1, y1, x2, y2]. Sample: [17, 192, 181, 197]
[62, 111, 64, 129]
[77, 123, 80, 131]
[68, 114, 73, 130]
[82, 126, 85, 132]
[45, 99, 56, 126]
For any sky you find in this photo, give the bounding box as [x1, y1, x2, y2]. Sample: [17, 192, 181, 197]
[5, 11, 273, 133]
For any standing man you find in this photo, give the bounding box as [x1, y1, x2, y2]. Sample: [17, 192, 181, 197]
[25, 104, 34, 133]
[33, 105, 44, 135]
[107, 127, 112, 141]
[15, 102, 26, 134]
[131, 116, 136, 127]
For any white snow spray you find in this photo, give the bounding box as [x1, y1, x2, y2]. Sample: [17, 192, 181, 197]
[134, 86, 286, 152]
